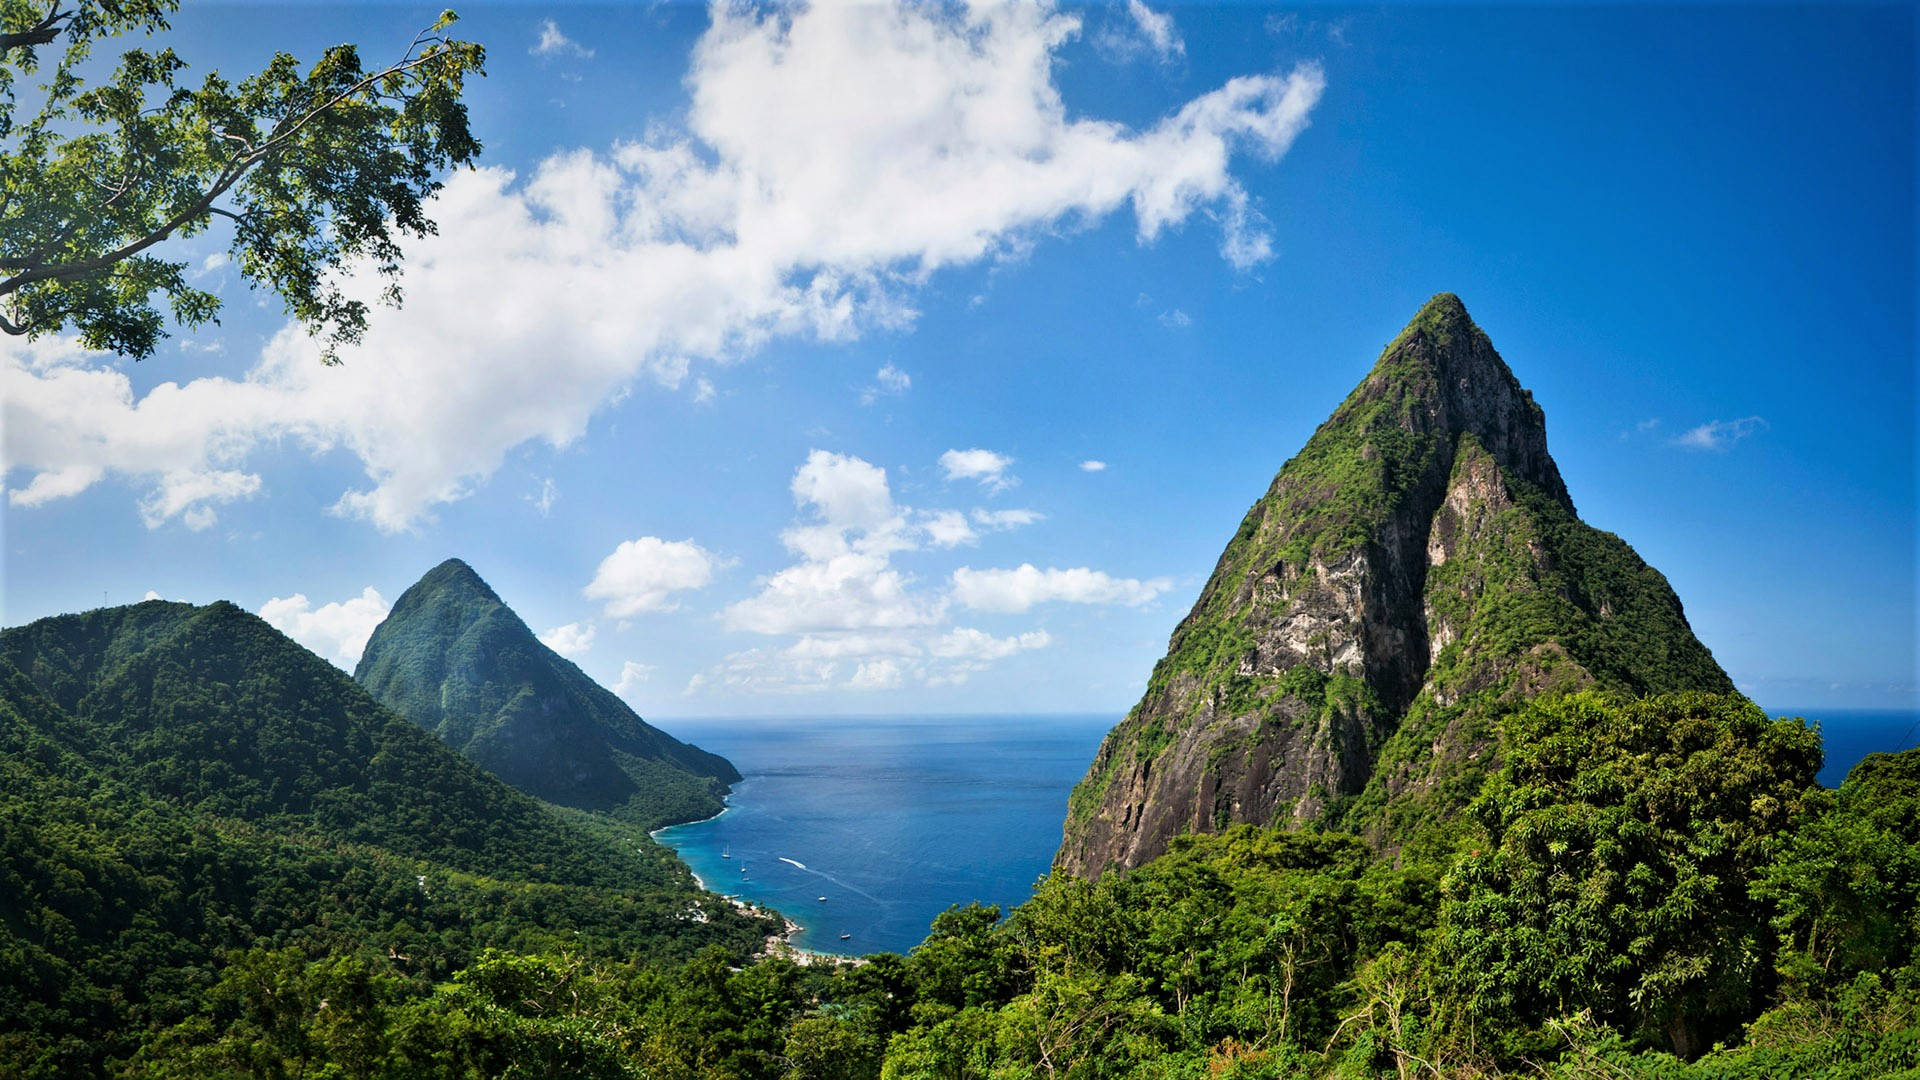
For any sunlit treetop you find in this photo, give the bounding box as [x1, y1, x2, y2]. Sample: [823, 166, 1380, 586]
[0, 0, 484, 360]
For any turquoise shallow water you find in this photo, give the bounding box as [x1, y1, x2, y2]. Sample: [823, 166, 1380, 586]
[653, 707, 1916, 956]
[653, 714, 1114, 956]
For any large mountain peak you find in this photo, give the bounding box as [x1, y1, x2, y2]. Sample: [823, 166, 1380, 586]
[1333, 292, 1570, 508]
[356, 558, 739, 827]
[1057, 296, 1730, 876]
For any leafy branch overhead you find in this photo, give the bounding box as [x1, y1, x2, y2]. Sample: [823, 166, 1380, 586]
[0, 0, 484, 360]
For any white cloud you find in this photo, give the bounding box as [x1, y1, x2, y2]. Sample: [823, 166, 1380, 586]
[706, 449, 1070, 694]
[971, 507, 1041, 530]
[533, 18, 594, 59]
[696, 625, 1049, 695]
[1158, 308, 1192, 329]
[940, 447, 1016, 490]
[539, 620, 597, 656]
[928, 626, 1051, 661]
[1080, 459, 1108, 472]
[861, 362, 912, 405]
[1126, 0, 1184, 60]
[951, 564, 1172, 613]
[584, 537, 726, 617]
[726, 451, 941, 634]
[875, 363, 911, 392]
[847, 658, 906, 690]
[142, 589, 162, 601]
[1675, 416, 1768, 452]
[921, 508, 979, 548]
[528, 477, 559, 516]
[3, 2, 1323, 532]
[614, 660, 655, 697]
[257, 587, 390, 670]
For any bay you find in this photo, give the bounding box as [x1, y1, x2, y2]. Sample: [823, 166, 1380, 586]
[654, 706, 1918, 958]
[653, 713, 1113, 957]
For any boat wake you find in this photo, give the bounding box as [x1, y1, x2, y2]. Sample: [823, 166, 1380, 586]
[775, 855, 882, 905]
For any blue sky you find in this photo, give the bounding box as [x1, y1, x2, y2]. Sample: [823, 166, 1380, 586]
[3, 1, 1914, 717]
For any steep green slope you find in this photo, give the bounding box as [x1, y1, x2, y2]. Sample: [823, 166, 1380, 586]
[1059, 295, 1734, 874]
[0, 605, 776, 1077]
[356, 558, 738, 827]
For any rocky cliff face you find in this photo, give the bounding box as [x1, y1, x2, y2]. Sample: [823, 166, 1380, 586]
[1056, 295, 1733, 876]
[356, 558, 739, 828]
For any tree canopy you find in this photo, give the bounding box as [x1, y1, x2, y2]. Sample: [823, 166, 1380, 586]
[0, 0, 483, 360]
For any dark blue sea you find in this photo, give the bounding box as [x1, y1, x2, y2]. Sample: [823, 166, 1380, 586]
[654, 714, 1114, 956]
[654, 708, 1916, 957]
[1780, 707, 1920, 788]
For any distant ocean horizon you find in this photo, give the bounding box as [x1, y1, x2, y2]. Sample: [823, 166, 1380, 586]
[654, 707, 1916, 956]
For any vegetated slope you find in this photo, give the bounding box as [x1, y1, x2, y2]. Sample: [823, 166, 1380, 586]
[122, 704, 1920, 1077]
[0, 602, 774, 1078]
[356, 558, 738, 828]
[1059, 294, 1734, 875]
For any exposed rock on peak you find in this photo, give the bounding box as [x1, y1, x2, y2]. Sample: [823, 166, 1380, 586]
[1056, 296, 1731, 877]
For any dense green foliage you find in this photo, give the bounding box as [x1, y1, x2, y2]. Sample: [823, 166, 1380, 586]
[4, 628, 1915, 1078]
[356, 559, 738, 828]
[0, 603, 774, 1077]
[1, 0, 483, 359]
[1438, 693, 1822, 1057]
[101, 703, 1920, 1077]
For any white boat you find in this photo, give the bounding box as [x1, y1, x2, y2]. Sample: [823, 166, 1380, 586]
[817, 896, 827, 902]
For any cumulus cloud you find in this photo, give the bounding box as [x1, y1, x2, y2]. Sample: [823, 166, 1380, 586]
[940, 447, 1016, 490]
[921, 508, 979, 548]
[725, 450, 940, 635]
[972, 507, 1041, 530]
[1675, 416, 1768, 452]
[1126, 0, 1184, 60]
[1080, 459, 1108, 472]
[584, 537, 727, 617]
[3, 1, 1324, 532]
[705, 449, 1077, 694]
[951, 564, 1172, 613]
[700, 626, 1048, 695]
[539, 620, 597, 656]
[257, 587, 390, 669]
[860, 362, 911, 405]
[614, 660, 655, 697]
[533, 19, 594, 59]
[928, 626, 1052, 661]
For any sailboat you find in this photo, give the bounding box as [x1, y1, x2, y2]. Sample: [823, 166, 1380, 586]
[721, 848, 731, 859]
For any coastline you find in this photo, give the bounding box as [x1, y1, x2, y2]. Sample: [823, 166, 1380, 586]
[654, 787, 857, 964]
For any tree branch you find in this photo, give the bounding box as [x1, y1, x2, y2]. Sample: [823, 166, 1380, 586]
[0, 31, 453, 296]
[0, 4, 72, 52]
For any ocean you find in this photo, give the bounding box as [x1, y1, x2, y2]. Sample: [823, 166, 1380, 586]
[654, 714, 1114, 956]
[654, 707, 1916, 957]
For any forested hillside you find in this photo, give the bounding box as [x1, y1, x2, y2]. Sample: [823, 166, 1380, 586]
[0, 602, 774, 1078]
[15, 685, 1913, 1077]
[357, 559, 740, 829]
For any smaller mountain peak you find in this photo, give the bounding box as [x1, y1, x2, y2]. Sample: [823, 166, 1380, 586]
[415, 558, 499, 597]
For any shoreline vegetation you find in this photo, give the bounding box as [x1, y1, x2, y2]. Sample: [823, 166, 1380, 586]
[654, 794, 858, 964]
